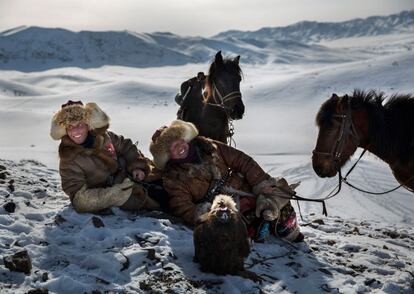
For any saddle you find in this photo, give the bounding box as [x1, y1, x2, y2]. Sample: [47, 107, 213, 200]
[176, 72, 206, 119]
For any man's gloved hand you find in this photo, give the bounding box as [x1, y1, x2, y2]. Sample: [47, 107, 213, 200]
[253, 177, 301, 221]
[72, 178, 134, 213]
[113, 178, 134, 206]
[275, 177, 300, 195]
[255, 194, 280, 221]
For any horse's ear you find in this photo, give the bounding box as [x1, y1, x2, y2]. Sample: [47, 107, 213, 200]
[331, 93, 339, 99]
[234, 55, 240, 64]
[336, 94, 349, 113]
[215, 51, 223, 64]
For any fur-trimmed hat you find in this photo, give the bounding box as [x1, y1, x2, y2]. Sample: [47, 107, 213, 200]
[50, 100, 110, 140]
[149, 120, 198, 169]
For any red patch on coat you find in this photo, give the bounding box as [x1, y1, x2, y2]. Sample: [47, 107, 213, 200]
[105, 143, 117, 159]
[285, 214, 297, 229]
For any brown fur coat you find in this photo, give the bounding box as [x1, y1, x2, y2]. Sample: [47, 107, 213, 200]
[59, 129, 152, 210]
[162, 137, 269, 225]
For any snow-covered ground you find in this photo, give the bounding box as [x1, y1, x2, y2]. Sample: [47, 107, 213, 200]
[0, 159, 413, 293]
[1, 12, 414, 293]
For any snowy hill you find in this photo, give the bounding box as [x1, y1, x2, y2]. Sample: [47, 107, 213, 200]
[1, 10, 414, 70]
[215, 10, 414, 42]
[0, 27, 197, 71]
[0, 159, 413, 293]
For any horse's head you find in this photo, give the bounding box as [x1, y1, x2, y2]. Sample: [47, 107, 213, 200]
[312, 93, 361, 178]
[205, 51, 245, 120]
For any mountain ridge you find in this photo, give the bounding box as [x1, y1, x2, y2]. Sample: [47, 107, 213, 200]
[214, 10, 414, 41]
[0, 10, 413, 71]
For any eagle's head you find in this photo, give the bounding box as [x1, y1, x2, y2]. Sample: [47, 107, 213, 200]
[211, 194, 237, 223]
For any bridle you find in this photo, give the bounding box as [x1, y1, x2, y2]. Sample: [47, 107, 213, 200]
[311, 97, 413, 198]
[206, 80, 243, 147]
[210, 81, 242, 108]
[277, 99, 362, 216]
[312, 98, 360, 170]
[256, 97, 413, 220]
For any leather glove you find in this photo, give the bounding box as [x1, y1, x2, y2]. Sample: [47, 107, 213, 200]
[72, 178, 134, 213]
[255, 194, 280, 221]
[112, 178, 134, 206]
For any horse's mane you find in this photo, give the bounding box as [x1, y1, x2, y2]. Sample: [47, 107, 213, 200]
[204, 58, 243, 101]
[317, 89, 414, 159]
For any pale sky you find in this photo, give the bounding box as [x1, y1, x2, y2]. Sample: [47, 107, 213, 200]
[0, 0, 413, 37]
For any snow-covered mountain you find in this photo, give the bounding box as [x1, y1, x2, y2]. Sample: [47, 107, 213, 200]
[215, 10, 414, 42]
[0, 28, 198, 70]
[0, 10, 413, 71]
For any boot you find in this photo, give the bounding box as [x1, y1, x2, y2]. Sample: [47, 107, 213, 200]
[272, 203, 304, 243]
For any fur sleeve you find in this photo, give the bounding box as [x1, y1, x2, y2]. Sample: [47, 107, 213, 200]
[163, 176, 197, 226]
[108, 131, 151, 175]
[59, 160, 86, 202]
[215, 142, 268, 187]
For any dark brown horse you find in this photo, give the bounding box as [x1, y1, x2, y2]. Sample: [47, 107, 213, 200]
[312, 89, 414, 192]
[176, 51, 245, 143]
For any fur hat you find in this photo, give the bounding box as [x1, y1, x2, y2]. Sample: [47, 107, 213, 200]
[149, 120, 198, 169]
[50, 100, 110, 140]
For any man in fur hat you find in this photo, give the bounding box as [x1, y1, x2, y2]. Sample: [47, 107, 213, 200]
[150, 120, 304, 243]
[51, 100, 166, 213]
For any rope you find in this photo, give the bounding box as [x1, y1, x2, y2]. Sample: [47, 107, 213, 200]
[342, 179, 413, 194]
[340, 148, 414, 195]
[296, 200, 304, 221]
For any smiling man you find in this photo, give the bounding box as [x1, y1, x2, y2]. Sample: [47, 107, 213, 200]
[150, 120, 304, 243]
[50, 100, 166, 213]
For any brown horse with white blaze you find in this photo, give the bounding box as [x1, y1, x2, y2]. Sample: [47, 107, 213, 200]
[312, 89, 414, 191]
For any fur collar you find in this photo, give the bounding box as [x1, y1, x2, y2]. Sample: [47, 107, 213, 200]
[165, 136, 222, 181]
[59, 130, 118, 173]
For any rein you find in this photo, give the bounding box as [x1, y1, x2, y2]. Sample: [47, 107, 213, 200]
[269, 151, 364, 218]
[294, 97, 414, 216]
[284, 144, 413, 218]
[277, 97, 413, 217]
[340, 150, 414, 194]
